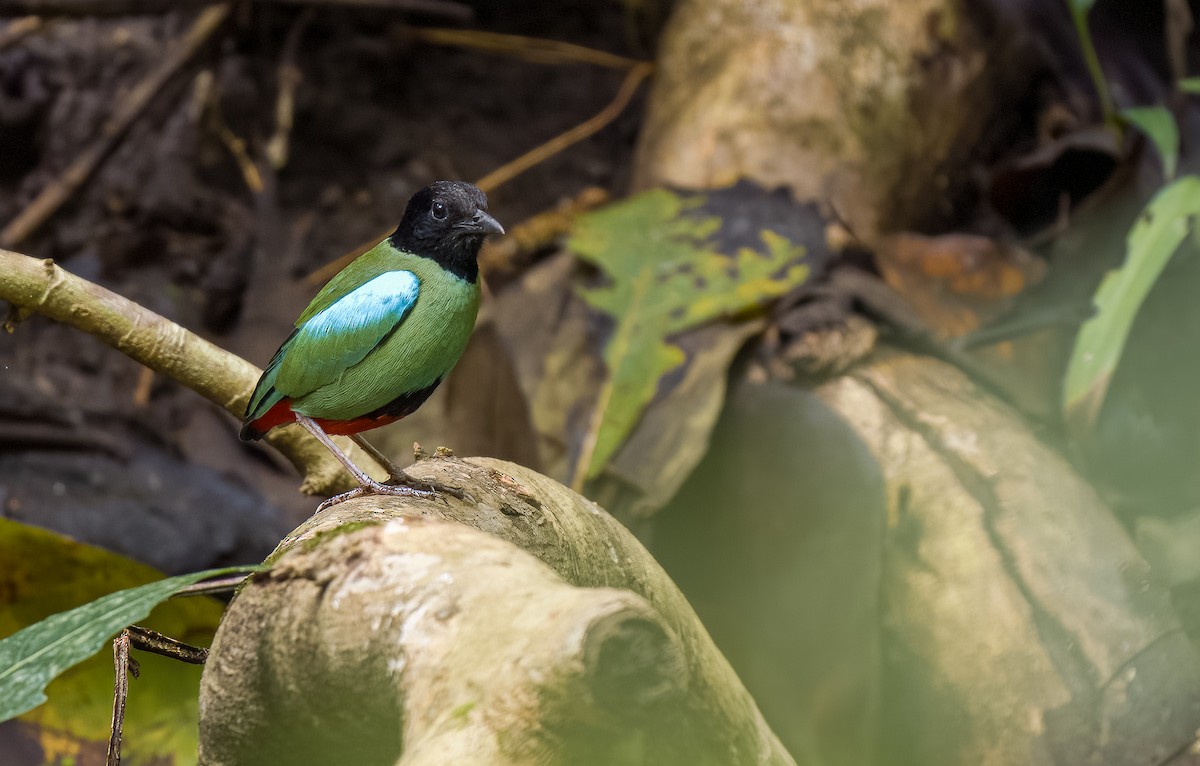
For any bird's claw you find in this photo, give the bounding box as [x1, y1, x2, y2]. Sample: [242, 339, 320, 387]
[383, 471, 467, 501]
[315, 479, 437, 513]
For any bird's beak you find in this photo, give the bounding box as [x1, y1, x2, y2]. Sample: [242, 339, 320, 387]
[466, 209, 504, 236]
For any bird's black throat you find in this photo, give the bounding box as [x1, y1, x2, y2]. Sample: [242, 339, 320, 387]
[389, 228, 482, 284]
[388, 181, 494, 284]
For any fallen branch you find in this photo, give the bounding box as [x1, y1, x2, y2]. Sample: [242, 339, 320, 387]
[0, 5, 231, 248]
[0, 247, 355, 496]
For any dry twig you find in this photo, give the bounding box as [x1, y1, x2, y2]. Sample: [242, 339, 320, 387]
[265, 8, 314, 170]
[0, 5, 232, 248]
[407, 27, 644, 69]
[305, 62, 651, 287]
[0, 15, 44, 53]
[473, 61, 652, 192]
[107, 626, 208, 766]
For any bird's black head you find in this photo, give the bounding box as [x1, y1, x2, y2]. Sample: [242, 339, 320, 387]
[390, 181, 503, 283]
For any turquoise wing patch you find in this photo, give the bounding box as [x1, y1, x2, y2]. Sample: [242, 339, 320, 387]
[274, 270, 420, 397]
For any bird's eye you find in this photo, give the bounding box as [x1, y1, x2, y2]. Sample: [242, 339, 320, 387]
[431, 201, 448, 220]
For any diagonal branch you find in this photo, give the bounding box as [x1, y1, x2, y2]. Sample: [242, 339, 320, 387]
[0, 247, 354, 496]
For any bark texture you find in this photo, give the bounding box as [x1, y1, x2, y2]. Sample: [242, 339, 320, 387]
[198, 456, 795, 765]
[817, 350, 1200, 765]
[633, 0, 1038, 237]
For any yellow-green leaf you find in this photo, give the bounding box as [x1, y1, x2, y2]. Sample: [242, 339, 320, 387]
[1122, 106, 1179, 179]
[569, 188, 810, 482]
[0, 519, 243, 766]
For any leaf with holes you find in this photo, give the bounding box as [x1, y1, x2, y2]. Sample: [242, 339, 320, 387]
[569, 188, 810, 482]
[1064, 175, 1200, 432]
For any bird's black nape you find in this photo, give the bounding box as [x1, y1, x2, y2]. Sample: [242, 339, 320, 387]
[389, 181, 502, 283]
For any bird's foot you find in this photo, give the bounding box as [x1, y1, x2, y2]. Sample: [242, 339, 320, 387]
[315, 479, 437, 513]
[383, 470, 467, 500]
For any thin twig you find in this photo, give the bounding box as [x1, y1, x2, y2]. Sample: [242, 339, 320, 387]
[174, 573, 252, 597]
[106, 631, 134, 766]
[0, 248, 354, 496]
[106, 626, 208, 766]
[304, 62, 652, 287]
[409, 27, 644, 70]
[0, 4, 232, 248]
[477, 185, 609, 276]
[256, 0, 472, 20]
[210, 108, 265, 193]
[265, 8, 314, 170]
[0, 0, 471, 20]
[569, 268, 652, 491]
[127, 625, 209, 663]
[473, 62, 652, 192]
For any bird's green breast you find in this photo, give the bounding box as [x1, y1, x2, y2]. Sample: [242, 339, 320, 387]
[286, 245, 480, 421]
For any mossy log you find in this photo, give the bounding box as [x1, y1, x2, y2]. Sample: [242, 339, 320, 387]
[198, 457, 796, 765]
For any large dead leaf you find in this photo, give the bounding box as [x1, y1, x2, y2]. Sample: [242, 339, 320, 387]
[568, 187, 811, 484]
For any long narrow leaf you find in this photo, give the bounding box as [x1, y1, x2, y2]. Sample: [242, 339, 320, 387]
[1064, 176, 1200, 429]
[0, 565, 258, 722]
[1123, 106, 1180, 179]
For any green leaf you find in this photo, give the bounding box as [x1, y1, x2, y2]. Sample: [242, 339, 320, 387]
[569, 189, 810, 482]
[1180, 78, 1200, 95]
[1064, 176, 1200, 429]
[1122, 106, 1180, 179]
[1068, 0, 1096, 12]
[0, 524, 256, 725]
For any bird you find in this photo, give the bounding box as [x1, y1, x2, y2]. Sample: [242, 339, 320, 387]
[239, 180, 503, 510]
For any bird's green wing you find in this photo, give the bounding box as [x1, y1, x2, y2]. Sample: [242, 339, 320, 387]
[271, 269, 421, 399]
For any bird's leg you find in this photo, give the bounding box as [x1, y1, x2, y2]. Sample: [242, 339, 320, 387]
[349, 434, 466, 500]
[295, 415, 434, 512]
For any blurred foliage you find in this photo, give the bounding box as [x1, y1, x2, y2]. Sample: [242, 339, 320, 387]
[0, 519, 238, 766]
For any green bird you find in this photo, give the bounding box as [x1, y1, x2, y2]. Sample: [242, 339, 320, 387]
[240, 181, 503, 510]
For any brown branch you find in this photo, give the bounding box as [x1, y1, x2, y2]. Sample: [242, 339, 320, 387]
[107, 626, 209, 766]
[473, 62, 653, 192]
[0, 16, 45, 53]
[264, 8, 314, 171]
[127, 625, 209, 663]
[0, 5, 231, 248]
[0, 0, 472, 20]
[304, 63, 651, 287]
[175, 572, 252, 597]
[477, 185, 609, 278]
[0, 247, 354, 496]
